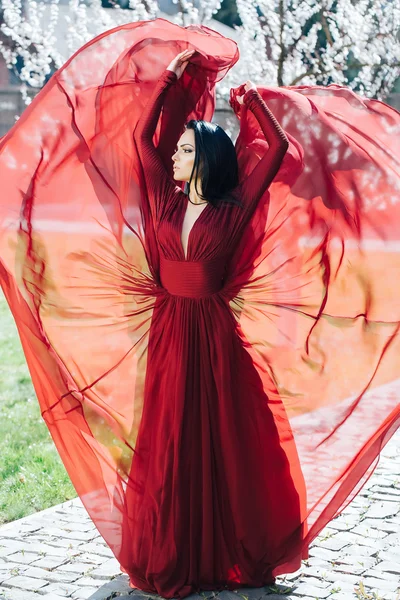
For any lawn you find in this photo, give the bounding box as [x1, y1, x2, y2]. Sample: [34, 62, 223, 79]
[0, 292, 77, 526]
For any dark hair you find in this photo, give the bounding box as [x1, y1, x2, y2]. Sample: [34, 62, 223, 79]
[184, 120, 243, 208]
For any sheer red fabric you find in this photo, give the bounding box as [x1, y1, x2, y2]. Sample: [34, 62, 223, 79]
[1, 17, 400, 599]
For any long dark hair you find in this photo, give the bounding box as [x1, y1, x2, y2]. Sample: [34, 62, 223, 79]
[184, 120, 243, 208]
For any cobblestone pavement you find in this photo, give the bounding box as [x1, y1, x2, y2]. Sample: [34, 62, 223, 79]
[0, 431, 399, 600]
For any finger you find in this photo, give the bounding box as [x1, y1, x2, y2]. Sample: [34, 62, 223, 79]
[176, 50, 188, 61]
[177, 52, 193, 64]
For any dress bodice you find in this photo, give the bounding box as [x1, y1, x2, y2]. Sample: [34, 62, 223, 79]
[156, 191, 237, 264]
[134, 68, 289, 296]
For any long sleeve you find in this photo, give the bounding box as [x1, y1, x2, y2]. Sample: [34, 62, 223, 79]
[239, 88, 289, 215]
[134, 69, 179, 223]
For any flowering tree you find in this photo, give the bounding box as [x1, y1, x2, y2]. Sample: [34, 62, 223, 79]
[0, 0, 399, 104]
[235, 0, 400, 98]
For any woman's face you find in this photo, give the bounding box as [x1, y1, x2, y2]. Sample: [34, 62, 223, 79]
[172, 129, 195, 182]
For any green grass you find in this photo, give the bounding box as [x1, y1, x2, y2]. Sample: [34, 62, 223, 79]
[0, 293, 77, 525]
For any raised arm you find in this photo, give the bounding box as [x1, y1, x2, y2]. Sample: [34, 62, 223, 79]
[134, 69, 179, 222]
[239, 88, 289, 214]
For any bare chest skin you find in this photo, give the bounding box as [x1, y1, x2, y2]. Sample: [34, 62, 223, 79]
[181, 201, 208, 260]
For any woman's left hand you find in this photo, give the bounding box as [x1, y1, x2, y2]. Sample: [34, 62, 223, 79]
[166, 49, 195, 80]
[237, 80, 258, 105]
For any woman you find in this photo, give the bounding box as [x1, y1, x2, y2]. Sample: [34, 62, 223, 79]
[1, 17, 399, 600]
[118, 48, 307, 596]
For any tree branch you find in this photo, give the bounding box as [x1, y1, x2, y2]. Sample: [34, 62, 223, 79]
[277, 0, 285, 86]
[319, 8, 333, 46]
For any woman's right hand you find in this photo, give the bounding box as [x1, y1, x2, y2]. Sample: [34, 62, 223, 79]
[236, 80, 258, 104]
[166, 49, 195, 80]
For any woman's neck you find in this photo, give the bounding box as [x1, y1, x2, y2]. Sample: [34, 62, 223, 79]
[188, 180, 206, 205]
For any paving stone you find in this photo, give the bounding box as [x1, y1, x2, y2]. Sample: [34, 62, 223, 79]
[369, 485, 400, 495]
[289, 597, 322, 600]
[76, 543, 114, 558]
[365, 501, 400, 519]
[328, 579, 360, 593]
[89, 558, 121, 579]
[373, 560, 400, 574]
[351, 524, 390, 539]
[2, 540, 68, 557]
[0, 587, 45, 600]
[377, 548, 400, 562]
[291, 582, 332, 597]
[329, 562, 367, 576]
[74, 576, 115, 587]
[281, 569, 305, 581]
[38, 528, 97, 543]
[57, 521, 97, 533]
[71, 589, 99, 600]
[363, 577, 400, 591]
[360, 519, 399, 533]
[39, 581, 80, 596]
[315, 536, 350, 551]
[291, 575, 330, 589]
[0, 542, 27, 557]
[382, 532, 400, 546]
[368, 493, 400, 502]
[334, 555, 376, 570]
[348, 535, 387, 550]
[99, 596, 134, 600]
[40, 588, 69, 600]
[75, 553, 106, 566]
[87, 576, 132, 599]
[341, 544, 378, 557]
[387, 515, 400, 525]
[303, 557, 330, 568]
[323, 572, 364, 586]
[0, 562, 29, 581]
[215, 593, 246, 600]
[23, 564, 80, 582]
[328, 519, 357, 531]
[332, 511, 361, 522]
[6, 551, 41, 565]
[31, 556, 70, 570]
[296, 566, 329, 580]
[1, 574, 49, 591]
[327, 593, 358, 600]
[365, 568, 399, 581]
[57, 562, 97, 575]
[0, 526, 42, 538]
[307, 546, 338, 561]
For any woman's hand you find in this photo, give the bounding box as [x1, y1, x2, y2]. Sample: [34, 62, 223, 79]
[237, 80, 258, 104]
[166, 49, 195, 80]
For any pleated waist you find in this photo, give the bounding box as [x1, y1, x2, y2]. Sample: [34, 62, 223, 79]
[159, 255, 226, 298]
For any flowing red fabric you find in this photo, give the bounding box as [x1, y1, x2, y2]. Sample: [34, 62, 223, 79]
[1, 17, 400, 599]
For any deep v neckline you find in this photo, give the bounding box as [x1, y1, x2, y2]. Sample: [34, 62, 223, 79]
[180, 194, 211, 261]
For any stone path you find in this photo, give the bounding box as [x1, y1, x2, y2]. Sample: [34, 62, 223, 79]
[0, 431, 399, 600]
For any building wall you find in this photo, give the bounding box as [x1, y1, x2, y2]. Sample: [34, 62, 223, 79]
[0, 57, 10, 86]
[0, 95, 236, 141]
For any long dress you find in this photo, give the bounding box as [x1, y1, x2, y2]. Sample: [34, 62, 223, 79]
[118, 68, 307, 596]
[1, 17, 400, 600]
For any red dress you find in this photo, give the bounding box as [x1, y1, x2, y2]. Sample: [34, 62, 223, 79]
[1, 17, 400, 600]
[118, 68, 306, 595]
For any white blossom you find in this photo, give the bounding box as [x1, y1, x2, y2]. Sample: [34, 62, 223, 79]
[0, 0, 399, 105]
